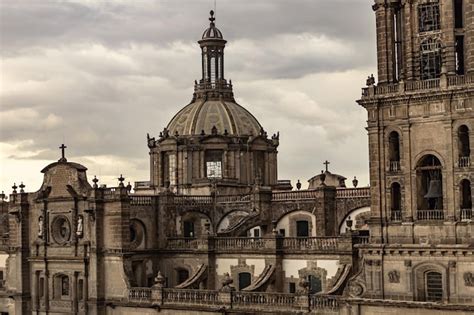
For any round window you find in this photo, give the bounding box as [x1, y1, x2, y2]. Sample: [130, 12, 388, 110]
[51, 216, 71, 244]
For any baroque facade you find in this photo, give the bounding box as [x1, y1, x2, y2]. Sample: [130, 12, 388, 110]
[0, 1, 473, 314]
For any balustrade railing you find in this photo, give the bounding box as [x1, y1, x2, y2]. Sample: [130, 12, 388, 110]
[310, 295, 340, 310]
[416, 209, 444, 221]
[214, 237, 271, 251]
[126, 287, 342, 312]
[459, 156, 471, 168]
[165, 236, 351, 253]
[216, 194, 251, 203]
[232, 291, 296, 308]
[173, 195, 213, 205]
[281, 237, 339, 251]
[166, 237, 201, 250]
[460, 208, 473, 221]
[336, 187, 370, 198]
[390, 210, 402, 222]
[272, 190, 318, 201]
[129, 287, 152, 302]
[163, 288, 220, 305]
[130, 195, 153, 206]
[389, 161, 401, 172]
[362, 73, 474, 98]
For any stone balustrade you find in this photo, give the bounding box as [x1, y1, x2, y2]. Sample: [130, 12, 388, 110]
[125, 287, 340, 313]
[361, 73, 474, 98]
[272, 190, 318, 201]
[460, 209, 473, 221]
[336, 187, 370, 199]
[390, 210, 402, 222]
[130, 195, 153, 206]
[389, 161, 401, 172]
[416, 209, 444, 221]
[459, 156, 471, 168]
[165, 236, 353, 254]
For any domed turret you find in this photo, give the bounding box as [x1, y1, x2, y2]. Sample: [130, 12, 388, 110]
[201, 10, 223, 40]
[146, 11, 279, 195]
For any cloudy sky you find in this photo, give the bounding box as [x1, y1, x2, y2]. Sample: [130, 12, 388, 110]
[0, 0, 376, 193]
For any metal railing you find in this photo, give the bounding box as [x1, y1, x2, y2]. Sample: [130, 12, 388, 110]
[391, 210, 402, 222]
[389, 161, 401, 172]
[416, 209, 444, 221]
[459, 156, 471, 168]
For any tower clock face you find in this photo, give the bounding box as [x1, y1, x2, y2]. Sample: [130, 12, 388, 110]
[51, 215, 71, 244]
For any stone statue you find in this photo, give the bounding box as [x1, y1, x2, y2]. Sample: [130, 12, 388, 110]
[38, 216, 44, 238]
[464, 272, 474, 287]
[388, 270, 400, 283]
[76, 215, 83, 237]
[366, 74, 375, 86]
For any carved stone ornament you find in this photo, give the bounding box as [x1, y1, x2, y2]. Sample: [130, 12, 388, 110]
[388, 270, 400, 283]
[38, 216, 44, 238]
[348, 282, 364, 297]
[51, 215, 71, 245]
[464, 272, 474, 287]
[76, 215, 83, 238]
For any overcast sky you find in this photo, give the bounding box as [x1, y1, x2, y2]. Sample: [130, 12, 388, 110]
[0, 0, 376, 194]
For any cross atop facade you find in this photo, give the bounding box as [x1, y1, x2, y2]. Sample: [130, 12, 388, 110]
[323, 160, 330, 172]
[59, 144, 67, 162]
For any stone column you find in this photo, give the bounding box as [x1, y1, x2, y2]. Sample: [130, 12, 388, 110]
[374, 1, 392, 84]
[442, 0, 456, 74]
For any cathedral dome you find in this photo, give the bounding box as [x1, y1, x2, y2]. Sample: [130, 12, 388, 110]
[167, 99, 262, 136]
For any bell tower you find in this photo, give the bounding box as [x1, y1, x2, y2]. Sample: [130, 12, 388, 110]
[358, 0, 474, 244]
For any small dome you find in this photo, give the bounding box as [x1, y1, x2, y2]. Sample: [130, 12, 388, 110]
[167, 100, 262, 137]
[202, 26, 223, 40]
[201, 10, 223, 40]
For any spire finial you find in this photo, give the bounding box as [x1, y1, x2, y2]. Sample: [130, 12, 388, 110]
[323, 160, 330, 172]
[209, 10, 215, 24]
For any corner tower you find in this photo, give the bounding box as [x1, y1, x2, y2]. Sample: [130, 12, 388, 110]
[146, 11, 279, 195]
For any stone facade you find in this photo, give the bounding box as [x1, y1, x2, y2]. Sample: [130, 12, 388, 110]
[0, 2, 473, 315]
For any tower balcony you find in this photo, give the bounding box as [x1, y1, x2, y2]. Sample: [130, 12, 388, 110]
[360, 73, 474, 99]
[460, 208, 473, 221]
[458, 156, 471, 168]
[390, 210, 402, 222]
[388, 161, 401, 172]
[416, 209, 444, 221]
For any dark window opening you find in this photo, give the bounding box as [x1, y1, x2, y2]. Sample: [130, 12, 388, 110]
[253, 228, 260, 238]
[296, 220, 309, 237]
[420, 39, 442, 80]
[391, 183, 402, 211]
[279, 229, 286, 237]
[455, 36, 465, 75]
[418, 4, 440, 32]
[254, 151, 266, 184]
[78, 279, 84, 300]
[461, 179, 472, 209]
[454, 0, 463, 28]
[289, 282, 296, 293]
[308, 275, 322, 294]
[425, 271, 443, 302]
[39, 277, 44, 297]
[238, 272, 251, 290]
[183, 221, 195, 238]
[393, 7, 403, 81]
[177, 269, 189, 285]
[458, 125, 470, 157]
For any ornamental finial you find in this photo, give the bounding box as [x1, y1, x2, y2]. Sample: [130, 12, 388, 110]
[209, 10, 215, 24]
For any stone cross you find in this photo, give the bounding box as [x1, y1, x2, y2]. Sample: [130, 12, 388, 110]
[323, 160, 330, 172]
[59, 144, 67, 162]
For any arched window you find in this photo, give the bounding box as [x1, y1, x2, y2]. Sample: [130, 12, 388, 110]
[420, 38, 442, 80]
[416, 155, 443, 220]
[388, 131, 401, 171]
[460, 179, 472, 220]
[425, 271, 443, 302]
[458, 125, 470, 167]
[391, 182, 402, 221]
